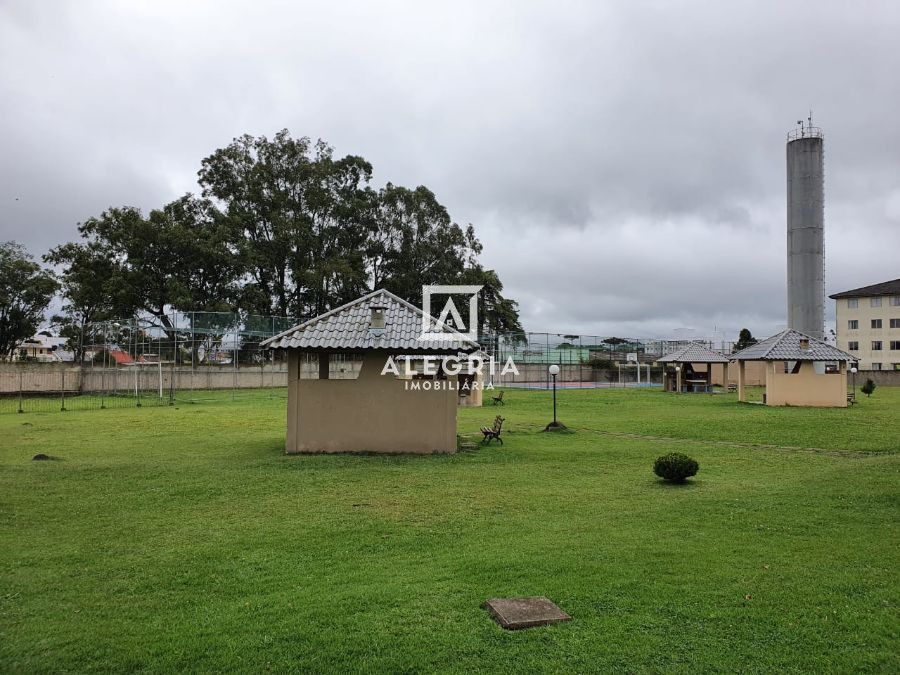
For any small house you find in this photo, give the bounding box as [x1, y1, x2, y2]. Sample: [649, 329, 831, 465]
[261, 289, 480, 453]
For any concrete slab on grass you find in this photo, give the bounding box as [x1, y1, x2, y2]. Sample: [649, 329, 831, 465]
[483, 596, 571, 630]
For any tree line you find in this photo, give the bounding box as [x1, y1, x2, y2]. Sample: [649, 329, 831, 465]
[0, 130, 522, 359]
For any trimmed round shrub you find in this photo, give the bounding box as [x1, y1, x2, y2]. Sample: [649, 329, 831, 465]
[653, 452, 699, 483]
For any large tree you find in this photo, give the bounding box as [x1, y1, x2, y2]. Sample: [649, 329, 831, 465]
[198, 130, 373, 317]
[368, 184, 478, 299]
[199, 131, 522, 331]
[733, 328, 758, 352]
[368, 183, 523, 335]
[43, 240, 125, 361]
[53, 130, 521, 341]
[47, 195, 242, 339]
[0, 242, 58, 359]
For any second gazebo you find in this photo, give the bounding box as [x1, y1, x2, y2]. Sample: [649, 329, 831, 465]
[656, 343, 730, 393]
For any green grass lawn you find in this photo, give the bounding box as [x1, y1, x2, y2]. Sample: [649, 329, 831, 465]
[1, 388, 898, 672]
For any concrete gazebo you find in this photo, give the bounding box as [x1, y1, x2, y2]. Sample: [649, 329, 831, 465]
[730, 329, 855, 407]
[261, 289, 480, 454]
[656, 343, 730, 392]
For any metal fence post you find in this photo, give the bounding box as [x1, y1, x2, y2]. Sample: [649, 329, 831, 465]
[60, 370, 66, 411]
[579, 335, 583, 389]
[546, 332, 550, 390]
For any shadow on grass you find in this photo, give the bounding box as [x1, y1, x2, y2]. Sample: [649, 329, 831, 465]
[653, 478, 701, 489]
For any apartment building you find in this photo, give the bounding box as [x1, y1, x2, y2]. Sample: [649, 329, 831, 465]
[829, 278, 900, 370]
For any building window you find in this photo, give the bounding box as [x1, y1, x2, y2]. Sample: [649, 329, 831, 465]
[329, 353, 365, 380]
[891, 318, 900, 329]
[871, 297, 882, 308]
[871, 363, 882, 370]
[893, 363, 900, 371]
[872, 319, 883, 329]
[297, 352, 319, 380]
[891, 341, 900, 350]
[848, 320, 858, 330]
[891, 296, 900, 306]
[299, 353, 319, 379]
[848, 341, 859, 351]
[872, 341, 882, 351]
[847, 298, 858, 309]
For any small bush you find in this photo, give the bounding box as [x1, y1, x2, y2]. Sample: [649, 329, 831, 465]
[653, 452, 699, 483]
[861, 378, 876, 398]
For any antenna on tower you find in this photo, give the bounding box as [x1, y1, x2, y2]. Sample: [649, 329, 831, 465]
[788, 114, 822, 142]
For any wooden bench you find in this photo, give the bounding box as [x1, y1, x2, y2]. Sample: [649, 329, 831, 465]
[727, 383, 737, 393]
[847, 392, 856, 405]
[491, 390, 505, 406]
[481, 415, 505, 444]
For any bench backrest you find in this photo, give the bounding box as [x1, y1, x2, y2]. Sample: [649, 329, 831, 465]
[492, 415, 505, 432]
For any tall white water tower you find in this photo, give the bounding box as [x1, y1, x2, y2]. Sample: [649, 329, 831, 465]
[786, 115, 825, 340]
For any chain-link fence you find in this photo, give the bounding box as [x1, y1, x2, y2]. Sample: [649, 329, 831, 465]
[0, 361, 290, 414]
[1, 311, 295, 414]
[2, 315, 738, 413]
[481, 332, 734, 389]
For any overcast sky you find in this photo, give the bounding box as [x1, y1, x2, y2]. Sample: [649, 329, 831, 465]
[2, 1, 898, 341]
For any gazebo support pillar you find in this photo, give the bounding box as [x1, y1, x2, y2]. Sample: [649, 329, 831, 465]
[737, 360, 746, 402]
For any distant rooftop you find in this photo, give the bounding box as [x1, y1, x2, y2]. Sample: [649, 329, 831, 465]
[829, 278, 900, 299]
[20, 335, 67, 349]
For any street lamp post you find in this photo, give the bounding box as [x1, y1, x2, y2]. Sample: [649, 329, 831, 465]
[544, 364, 567, 431]
[550, 364, 559, 423]
[850, 366, 858, 402]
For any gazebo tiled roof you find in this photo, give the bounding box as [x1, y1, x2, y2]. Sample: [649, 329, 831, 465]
[730, 329, 854, 362]
[655, 343, 730, 364]
[261, 289, 480, 353]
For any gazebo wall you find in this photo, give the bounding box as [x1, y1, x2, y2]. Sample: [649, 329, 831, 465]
[399, 357, 484, 407]
[710, 362, 766, 386]
[458, 368, 484, 407]
[286, 351, 458, 454]
[763, 361, 848, 407]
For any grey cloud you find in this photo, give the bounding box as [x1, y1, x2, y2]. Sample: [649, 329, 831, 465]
[1, 0, 898, 341]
